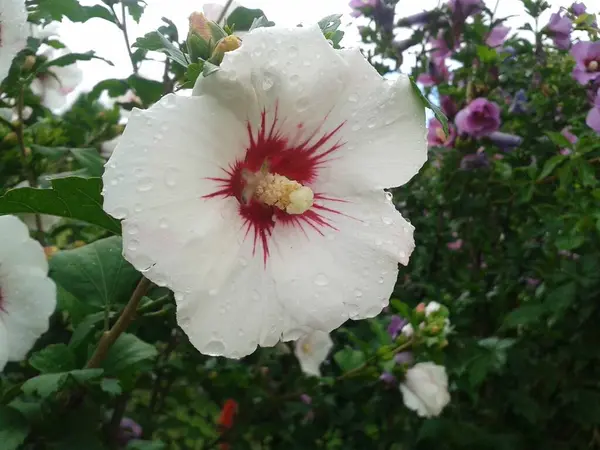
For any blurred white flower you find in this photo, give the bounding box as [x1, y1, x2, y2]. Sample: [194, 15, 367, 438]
[12, 181, 61, 231]
[0, 0, 28, 82]
[0, 215, 57, 371]
[101, 136, 120, 160]
[402, 323, 414, 337]
[203, 1, 242, 24]
[400, 362, 450, 418]
[29, 22, 60, 40]
[294, 330, 333, 377]
[103, 25, 426, 358]
[31, 48, 83, 110]
[425, 301, 441, 316]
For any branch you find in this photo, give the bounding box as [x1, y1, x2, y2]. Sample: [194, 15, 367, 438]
[217, 0, 234, 24]
[86, 277, 152, 369]
[111, 3, 138, 75]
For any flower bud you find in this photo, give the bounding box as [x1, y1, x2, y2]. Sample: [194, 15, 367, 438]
[44, 246, 59, 259]
[210, 35, 242, 65]
[415, 303, 426, 313]
[23, 55, 36, 71]
[3, 132, 17, 144]
[189, 12, 212, 41]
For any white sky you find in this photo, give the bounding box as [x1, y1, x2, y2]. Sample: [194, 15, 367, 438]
[58, 0, 578, 93]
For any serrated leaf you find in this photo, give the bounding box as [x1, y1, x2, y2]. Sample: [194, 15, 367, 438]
[333, 347, 366, 373]
[103, 333, 157, 375]
[30, 344, 77, 374]
[50, 236, 141, 310]
[0, 177, 120, 234]
[409, 76, 448, 134]
[22, 369, 103, 398]
[0, 406, 30, 450]
[123, 0, 146, 22]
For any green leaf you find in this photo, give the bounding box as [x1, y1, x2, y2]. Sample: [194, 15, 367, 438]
[38, 51, 113, 72]
[203, 61, 220, 77]
[577, 160, 597, 187]
[100, 378, 123, 396]
[133, 31, 188, 68]
[318, 14, 343, 34]
[333, 347, 366, 373]
[127, 440, 167, 450]
[545, 283, 577, 314]
[538, 155, 566, 180]
[88, 78, 130, 101]
[476, 45, 498, 63]
[249, 16, 275, 31]
[409, 76, 448, 134]
[127, 75, 163, 106]
[29, 344, 77, 374]
[103, 333, 158, 375]
[22, 369, 103, 398]
[50, 236, 141, 310]
[69, 148, 106, 177]
[227, 7, 270, 31]
[123, 0, 146, 22]
[546, 131, 573, 149]
[0, 406, 30, 450]
[555, 234, 585, 251]
[30, 0, 115, 24]
[503, 304, 545, 328]
[69, 312, 106, 349]
[0, 177, 120, 234]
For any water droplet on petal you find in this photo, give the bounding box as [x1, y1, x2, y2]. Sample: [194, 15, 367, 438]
[128, 239, 140, 252]
[289, 45, 299, 58]
[128, 225, 139, 235]
[303, 60, 311, 67]
[204, 339, 226, 355]
[209, 288, 219, 296]
[351, 123, 362, 131]
[174, 292, 184, 302]
[283, 328, 305, 340]
[314, 273, 329, 286]
[262, 74, 275, 91]
[164, 167, 179, 187]
[354, 289, 363, 298]
[382, 216, 393, 225]
[375, 238, 383, 246]
[296, 96, 310, 112]
[290, 74, 300, 85]
[367, 120, 377, 129]
[134, 204, 143, 213]
[159, 218, 168, 229]
[239, 257, 248, 267]
[348, 93, 359, 103]
[399, 251, 406, 259]
[385, 191, 393, 201]
[137, 177, 153, 192]
[110, 179, 118, 186]
[237, 329, 244, 337]
[378, 277, 385, 284]
[112, 207, 129, 218]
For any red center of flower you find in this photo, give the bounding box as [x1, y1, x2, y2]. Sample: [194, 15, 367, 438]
[205, 105, 346, 264]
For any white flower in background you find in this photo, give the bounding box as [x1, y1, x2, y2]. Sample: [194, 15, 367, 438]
[0, 0, 28, 82]
[29, 22, 60, 40]
[203, 1, 242, 25]
[12, 181, 61, 231]
[294, 330, 333, 377]
[425, 301, 441, 316]
[402, 323, 414, 337]
[0, 215, 57, 371]
[103, 25, 426, 358]
[31, 48, 83, 110]
[101, 136, 120, 160]
[400, 362, 450, 418]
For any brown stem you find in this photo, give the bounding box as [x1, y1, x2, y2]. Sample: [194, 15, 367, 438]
[86, 277, 152, 369]
[217, 0, 234, 25]
[15, 86, 44, 241]
[336, 339, 413, 381]
[114, 2, 138, 75]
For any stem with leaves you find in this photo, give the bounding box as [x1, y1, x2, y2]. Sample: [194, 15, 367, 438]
[86, 277, 152, 369]
[15, 86, 44, 240]
[110, 2, 138, 74]
[337, 339, 414, 381]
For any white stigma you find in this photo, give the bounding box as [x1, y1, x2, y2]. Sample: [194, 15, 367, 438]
[253, 173, 314, 215]
[588, 60, 599, 72]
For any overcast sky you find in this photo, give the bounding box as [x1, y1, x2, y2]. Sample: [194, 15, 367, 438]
[58, 0, 578, 93]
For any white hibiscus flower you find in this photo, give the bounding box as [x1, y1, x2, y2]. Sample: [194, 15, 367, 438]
[400, 362, 450, 418]
[294, 330, 333, 377]
[0, 215, 57, 371]
[0, 0, 28, 82]
[31, 47, 83, 110]
[103, 25, 426, 358]
[203, 1, 242, 25]
[101, 136, 120, 160]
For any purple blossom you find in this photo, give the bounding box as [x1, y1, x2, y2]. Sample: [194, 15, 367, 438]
[349, 0, 378, 18]
[460, 152, 490, 170]
[447, 239, 463, 250]
[509, 89, 528, 114]
[388, 315, 408, 339]
[430, 31, 452, 62]
[455, 98, 502, 138]
[486, 25, 511, 48]
[586, 89, 600, 133]
[300, 394, 312, 405]
[488, 131, 523, 150]
[562, 127, 578, 145]
[394, 351, 414, 365]
[525, 277, 541, 287]
[546, 13, 573, 50]
[571, 2, 587, 16]
[379, 372, 397, 384]
[441, 96, 458, 119]
[448, 0, 484, 18]
[117, 418, 143, 446]
[417, 58, 450, 86]
[571, 41, 600, 85]
[427, 118, 457, 148]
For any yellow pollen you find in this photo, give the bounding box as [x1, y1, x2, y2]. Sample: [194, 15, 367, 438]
[589, 60, 599, 72]
[302, 342, 312, 354]
[254, 173, 314, 215]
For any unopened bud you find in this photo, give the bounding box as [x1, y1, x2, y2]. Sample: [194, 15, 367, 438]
[214, 35, 242, 55]
[23, 55, 36, 71]
[73, 240, 86, 248]
[3, 132, 17, 144]
[44, 246, 59, 259]
[24, 146, 31, 157]
[415, 303, 426, 313]
[189, 12, 212, 41]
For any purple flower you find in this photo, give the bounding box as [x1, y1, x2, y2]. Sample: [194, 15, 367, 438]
[546, 13, 573, 50]
[562, 127, 578, 145]
[417, 59, 450, 87]
[427, 118, 457, 148]
[488, 131, 523, 150]
[300, 394, 312, 405]
[448, 0, 484, 18]
[447, 239, 463, 250]
[509, 89, 528, 114]
[380, 372, 397, 384]
[394, 351, 414, 365]
[430, 31, 452, 62]
[441, 96, 458, 119]
[117, 418, 143, 446]
[571, 2, 587, 16]
[486, 25, 511, 48]
[460, 152, 490, 170]
[525, 277, 540, 287]
[586, 90, 600, 133]
[571, 41, 600, 85]
[388, 315, 408, 339]
[349, 0, 378, 18]
[455, 98, 502, 138]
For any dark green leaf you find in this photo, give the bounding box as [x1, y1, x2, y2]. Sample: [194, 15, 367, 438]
[22, 369, 103, 398]
[31, 0, 115, 24]
[127, 440, 167, 450]
[69, 148, 105, 177]
[0, 406, 30, 450]
[103, 333, 158, 375]
[547, 131, 574, 149]
[69, 312, 106, 349]
[333, 348, 366, 373]
[127, 75, 163, 106]
[50, 236, 141, 310]
[0, 177, 120, 234]
[409, 76, 448, 134]
[226, 7, 269, 32]
[538, 155, 566, 180]
[133, 32, 188, 68]
[503, 304, 545, 328]
[29, 344, 77, 374]
[38, 51, 113, 72]
[100, 378, 122, 396]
